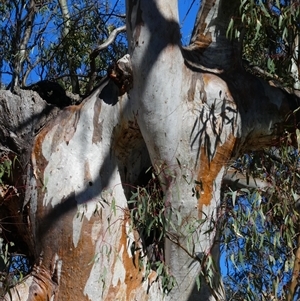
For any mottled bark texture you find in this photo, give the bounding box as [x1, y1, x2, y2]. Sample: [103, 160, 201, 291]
[1, 0, 299, 301]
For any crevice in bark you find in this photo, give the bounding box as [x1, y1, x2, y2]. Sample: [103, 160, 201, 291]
[112, 114, 167, 273]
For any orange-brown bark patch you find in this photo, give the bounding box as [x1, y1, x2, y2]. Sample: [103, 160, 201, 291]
[197, 134, 236, 216]
[202, 72, 217, 86]
[106, 279, 122, 300]
[122, 219, 144, 300]
[193, 32, 212, 48]
[32, 104, 82, 182]
[54, 215, 97, 301]
[28, 265, 57, 300]
[35, 193, 98, 300]
[107, 216, 145, 300]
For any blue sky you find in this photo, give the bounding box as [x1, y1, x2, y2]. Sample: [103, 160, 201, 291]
[178, 0, 201, 45]
[1, 0, 201, 86]
[5, 0, 293, 86]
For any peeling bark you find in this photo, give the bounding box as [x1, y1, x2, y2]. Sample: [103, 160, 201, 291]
[1, 0, 300, 301]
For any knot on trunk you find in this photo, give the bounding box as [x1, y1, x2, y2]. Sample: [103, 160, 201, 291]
[108, 54, 133, 96]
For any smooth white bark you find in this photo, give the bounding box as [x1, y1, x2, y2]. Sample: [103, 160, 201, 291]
[126, 1, 241, 300]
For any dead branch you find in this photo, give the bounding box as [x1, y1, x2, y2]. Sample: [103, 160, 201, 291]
[86, 25, 126, 94]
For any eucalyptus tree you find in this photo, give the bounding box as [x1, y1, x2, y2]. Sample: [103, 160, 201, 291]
[0, 0, 299, 301]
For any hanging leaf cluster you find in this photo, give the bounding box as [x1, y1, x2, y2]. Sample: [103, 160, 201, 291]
[221, 138, 300, 300]
[227, 0, 299, 88]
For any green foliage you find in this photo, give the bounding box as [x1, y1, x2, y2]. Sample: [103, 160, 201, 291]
[0, 239, 13, 297]
[221, 139, 300, 300]
[45, 0, 127, 93]
[0, 155, 30, 298]
[128, 169, 176, 294]
[227, 0, 299, 88]
[0, 159, 12, 185]
[0, 239, 30, 298]
[0, 0, 127, 93]
[128, 166, 222, 295]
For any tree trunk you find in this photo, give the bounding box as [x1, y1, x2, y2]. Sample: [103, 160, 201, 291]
[10, 0, 36, 89]
[2, 0, 299, 301]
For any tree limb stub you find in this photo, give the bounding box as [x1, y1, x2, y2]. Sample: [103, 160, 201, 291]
[108, 54, 133, 96]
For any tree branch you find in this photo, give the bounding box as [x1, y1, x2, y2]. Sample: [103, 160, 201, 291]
[11, 0, 36, 89]
[186, 0, 241, 71]
[86, 25, 126, 94]
[58, 0, 80, 94]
